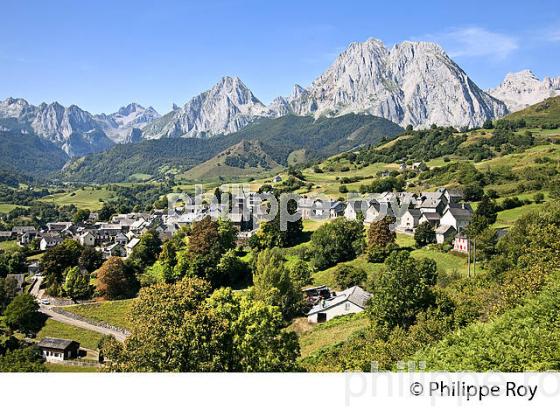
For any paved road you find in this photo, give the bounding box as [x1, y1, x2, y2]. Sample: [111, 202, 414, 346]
[39, 306, 128, 342]
[29, 276, 43, 298]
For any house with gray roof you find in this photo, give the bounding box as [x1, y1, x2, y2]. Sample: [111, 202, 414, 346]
[37, 338, 80, 362]
[307, 286, 372, 323]
[440, 206, 472, 232]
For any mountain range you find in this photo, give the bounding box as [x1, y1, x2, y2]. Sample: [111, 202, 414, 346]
[0, 98, 159, 156]
[1, 37, 558, 174]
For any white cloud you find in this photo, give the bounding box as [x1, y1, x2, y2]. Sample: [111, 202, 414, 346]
[416, 26, 519, 61]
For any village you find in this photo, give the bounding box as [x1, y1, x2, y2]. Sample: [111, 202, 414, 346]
[1, 186, 473, 261]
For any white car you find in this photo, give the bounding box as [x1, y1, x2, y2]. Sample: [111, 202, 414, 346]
[40, 299, 50, 305]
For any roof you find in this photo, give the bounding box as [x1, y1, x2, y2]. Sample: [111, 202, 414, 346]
[307, 286, 372, 315]
[421, 212, 441, 221]
[37, 338, 78, 350]
[12, 226, 36, 233]
[106, 243, 123, 250]
[98, 223, 123, 230]
[420, 198, 443, 209]
[446, 207, 472, 219]
[41, 232, 62, 240]
[435, 224, 456, 234]
[126, 237, 141, 249]
[405, 208, 422, 217]
[346, 200, 368, 212]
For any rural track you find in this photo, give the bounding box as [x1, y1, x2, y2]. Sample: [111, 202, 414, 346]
[39, 306, 128, 342]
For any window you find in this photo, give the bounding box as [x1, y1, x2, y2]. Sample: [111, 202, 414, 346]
[345, 303, 350, 311]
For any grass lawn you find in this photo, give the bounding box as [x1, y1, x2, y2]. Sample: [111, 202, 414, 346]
[493, 202, 547, 228]
[62, 299, 134, 330]
[302, 219, 328, 233]
[410, 247, 470, 276]
[0, 203, 27, 213]
[0, 240, 19, 251]
[46, 363, 99, 373]
[40, 187, 114, 211]
[36, 319, 104, 350]
[312, 257, 384, 290]
[396, 233, 416, 248]
[291, 313, 369, 358]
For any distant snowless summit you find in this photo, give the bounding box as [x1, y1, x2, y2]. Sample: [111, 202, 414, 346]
[488, 69, 560, 112]
[1, 37, 558, 156]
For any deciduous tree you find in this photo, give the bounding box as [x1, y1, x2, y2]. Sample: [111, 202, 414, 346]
[96, 257, 137, 300]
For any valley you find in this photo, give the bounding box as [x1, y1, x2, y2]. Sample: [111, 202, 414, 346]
[2, 95, 559, 372]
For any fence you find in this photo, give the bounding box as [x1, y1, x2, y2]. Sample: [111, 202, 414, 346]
[51, 307, 131, 337]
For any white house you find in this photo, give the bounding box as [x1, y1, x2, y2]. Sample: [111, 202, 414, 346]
[40, 233, 63, 250]
[78, 231, 95, 247]
[307, 286, 372, 323]
[272, 175, 282, 183]
[398, 208, 422, 232]
[344, 200, 368, 221]
[440, 206, 472, 232]
[125, 237, 141, 257]
[37, 338, 80, 362]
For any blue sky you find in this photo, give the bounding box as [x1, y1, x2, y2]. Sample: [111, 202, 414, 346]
[1, 0, 559, 114]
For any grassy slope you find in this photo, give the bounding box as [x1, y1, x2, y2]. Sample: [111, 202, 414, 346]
[505, 96, 560, 126]
[181, 140, 282, 181]
[0, 203, 27, 213]
[36, 319, 104, 350]
[410, 248, 471, 276]
[0, 240, 19, 251]
[40, 187, 114, 210]
[312, 256, 384, 290]
[291, 314, 370, 358]
[61, 299, 134, 330]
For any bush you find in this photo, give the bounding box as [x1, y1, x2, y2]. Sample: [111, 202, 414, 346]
[334, 265, 367, 289]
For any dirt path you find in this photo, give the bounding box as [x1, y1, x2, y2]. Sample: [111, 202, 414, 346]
[39, 306, 128, 342]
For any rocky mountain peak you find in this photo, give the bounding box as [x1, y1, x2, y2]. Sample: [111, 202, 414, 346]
[488, 70, 560, 112]
[142, 77, 269, 139]
[284, 38, 506, 128]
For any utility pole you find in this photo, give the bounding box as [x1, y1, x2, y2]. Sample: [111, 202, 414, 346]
[473, 238, 476, 276]
[467, 236, 471, 278]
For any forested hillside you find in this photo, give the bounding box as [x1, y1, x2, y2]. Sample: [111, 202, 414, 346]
[0, 131, 68, 176]
[61, 114, 402, 183]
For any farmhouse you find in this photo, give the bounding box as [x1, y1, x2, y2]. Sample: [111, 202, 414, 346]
[40, 232, 63, 250]
[440, 206, 472, 232]
[307, 286, 372, 323]
[398, 208, 422, 232]
[344, 200, 368, 220]
[78, 231, 95, 247]
[125, 237, 141, 257]
[37, 338, 80, 362]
